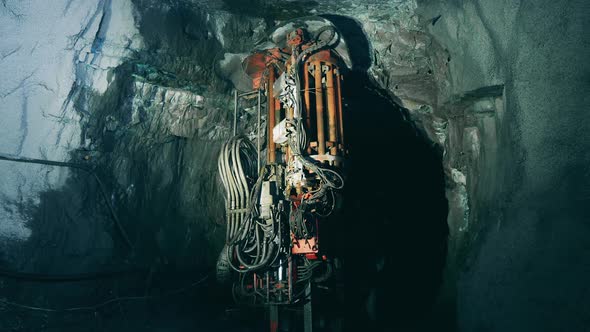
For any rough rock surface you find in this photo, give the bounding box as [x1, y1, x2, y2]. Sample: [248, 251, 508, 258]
[1, 0, 589, 331]
[0, 1, 263, 329]
[417, 0, 590, 330]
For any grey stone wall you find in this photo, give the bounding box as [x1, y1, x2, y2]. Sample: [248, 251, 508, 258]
[1, 0, 588, 331]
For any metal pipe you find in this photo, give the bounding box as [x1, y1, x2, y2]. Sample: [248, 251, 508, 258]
[335, 67, 345, 148]
[325, 64, 338, 156]
[304, 62, 312, 155]
[257, 89, 261, 173]
[275, 99, 281, 122]
[233, 89, 238, 136]
[303, 282, 313, 332]
[286, 144, 290, 168]
[314, 61, 326, 156]
[238, 90, 258, 98]
[267, 68, 276, 163]
[270, 304, 279, 332]
[303, 62, 311, 130]
[286, 58, 293, 120]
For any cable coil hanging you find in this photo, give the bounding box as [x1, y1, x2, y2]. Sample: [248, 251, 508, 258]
[218, 136, 278, 273]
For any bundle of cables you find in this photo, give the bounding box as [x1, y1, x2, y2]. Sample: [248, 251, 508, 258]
[217, 25, 343, 279]
[218, 135, 279, 273]
[296, 258, 322, 284]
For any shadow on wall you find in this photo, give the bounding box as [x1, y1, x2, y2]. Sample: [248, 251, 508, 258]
[320, 14, 372, 72]
[317, 15, 449, 332]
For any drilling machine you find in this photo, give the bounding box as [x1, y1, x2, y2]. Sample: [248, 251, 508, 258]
[217, 19, 349, 331]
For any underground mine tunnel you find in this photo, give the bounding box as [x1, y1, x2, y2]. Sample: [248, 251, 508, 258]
[0, 0, 589, 331]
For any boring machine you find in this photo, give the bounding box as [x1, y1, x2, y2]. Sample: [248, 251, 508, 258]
[217, 19, 350, 331]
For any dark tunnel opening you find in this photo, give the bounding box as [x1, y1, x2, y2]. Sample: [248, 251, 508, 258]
[313, 14, 450, 331]
[323, 70, 450, 331]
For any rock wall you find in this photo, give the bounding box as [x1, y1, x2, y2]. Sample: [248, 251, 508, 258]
[0, 0, 452, 329]
[0, 1, 266, 328]
[2, 0, 587, 331]
[417, 0, 590, 330]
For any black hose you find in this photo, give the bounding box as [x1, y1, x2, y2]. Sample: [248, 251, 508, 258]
[0, 152, 134, 251]
[0, 274, 209, 313]
[0, 153, 93, 171]
[0, 268, 147, 283]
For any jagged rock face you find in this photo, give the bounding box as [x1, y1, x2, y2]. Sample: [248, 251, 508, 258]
[1, 0, 441, 270]
[0, 0, 262, 249]
[0, 0, 449, 328]
[0, 1, 266, 326]
[418, 1, 590, 331]
[1, 0, 587, 331]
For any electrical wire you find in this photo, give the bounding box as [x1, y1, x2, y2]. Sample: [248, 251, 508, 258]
[0, 268, 147, 283]
[218, 136, 278, 273]
[0, 274, 209, 313]
[219, 25, 343, 303]
[0, 153, 133, 251]
[218, 136, 257, 244]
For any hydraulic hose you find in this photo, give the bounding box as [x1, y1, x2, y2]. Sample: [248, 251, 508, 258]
[285, 25, 344, 217]
[0, 268, 147, 283]
[218, 135, 278, 273]
[218, 26, 341, 277]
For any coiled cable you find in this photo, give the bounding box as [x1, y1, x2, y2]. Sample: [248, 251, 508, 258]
[218, 136, 278, 273]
